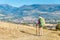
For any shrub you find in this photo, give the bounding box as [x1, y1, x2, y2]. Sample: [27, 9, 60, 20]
[56, 24, 60, 30]
[43, 26, 47, 29]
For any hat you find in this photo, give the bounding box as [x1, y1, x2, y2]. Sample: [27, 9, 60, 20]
[39, 16, 42, 18]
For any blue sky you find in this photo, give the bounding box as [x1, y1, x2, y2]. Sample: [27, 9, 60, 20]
[0, 0, 60, 7]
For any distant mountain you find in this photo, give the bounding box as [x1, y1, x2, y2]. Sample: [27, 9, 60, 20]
[0, 4, 60, 23]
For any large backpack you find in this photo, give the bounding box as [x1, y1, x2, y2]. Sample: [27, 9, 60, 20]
[38, 18, 45, 27]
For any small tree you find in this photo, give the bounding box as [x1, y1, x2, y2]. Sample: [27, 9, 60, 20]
[56, 23, 60, 30]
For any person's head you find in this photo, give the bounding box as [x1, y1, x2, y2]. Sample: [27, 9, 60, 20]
[39, 16, 42, 18]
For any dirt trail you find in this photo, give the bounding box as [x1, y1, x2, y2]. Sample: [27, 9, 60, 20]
[0, 21, 60, 40]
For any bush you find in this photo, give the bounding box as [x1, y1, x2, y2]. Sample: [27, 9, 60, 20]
[43, 26, 47, 29]
[56, 24, 60, 30]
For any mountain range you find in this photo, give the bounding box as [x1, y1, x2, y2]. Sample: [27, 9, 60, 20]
[0, 4, 60, 23]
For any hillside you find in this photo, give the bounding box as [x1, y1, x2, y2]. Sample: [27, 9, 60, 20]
[0, 21, 60, 40]
[0, 4, 60, 23]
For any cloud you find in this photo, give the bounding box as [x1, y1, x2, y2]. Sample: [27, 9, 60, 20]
[5, 16, 13, 19]
[0, 14, 5, 16]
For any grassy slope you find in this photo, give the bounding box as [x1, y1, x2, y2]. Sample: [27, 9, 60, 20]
[0, 21, 60, 40]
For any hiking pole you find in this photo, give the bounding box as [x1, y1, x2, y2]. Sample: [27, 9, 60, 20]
[36, 24, 37, 36]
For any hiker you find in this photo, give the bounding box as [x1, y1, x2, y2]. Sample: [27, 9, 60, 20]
[36, 17, 45, 36]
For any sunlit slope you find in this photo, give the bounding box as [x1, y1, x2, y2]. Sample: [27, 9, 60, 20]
[0, 21, 60, 40]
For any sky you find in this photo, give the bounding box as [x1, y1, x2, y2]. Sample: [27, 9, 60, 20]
[0, 0, 60, 7]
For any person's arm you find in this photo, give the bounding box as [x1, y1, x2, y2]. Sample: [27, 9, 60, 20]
[36, 23, 38, 27]
[36, 20, 39, 27]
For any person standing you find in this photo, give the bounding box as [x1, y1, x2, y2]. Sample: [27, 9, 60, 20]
[36, 17, 45, 36]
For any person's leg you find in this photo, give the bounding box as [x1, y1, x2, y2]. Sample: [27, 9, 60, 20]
[39, 27, 43, 36]
[39, 28, 40, 36]
[40, 27, 43, 36]
[39, 27, 41, 36]
[41, 27, 43, 35]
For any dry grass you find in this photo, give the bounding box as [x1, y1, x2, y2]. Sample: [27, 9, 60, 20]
[0, 21, 60, 40]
